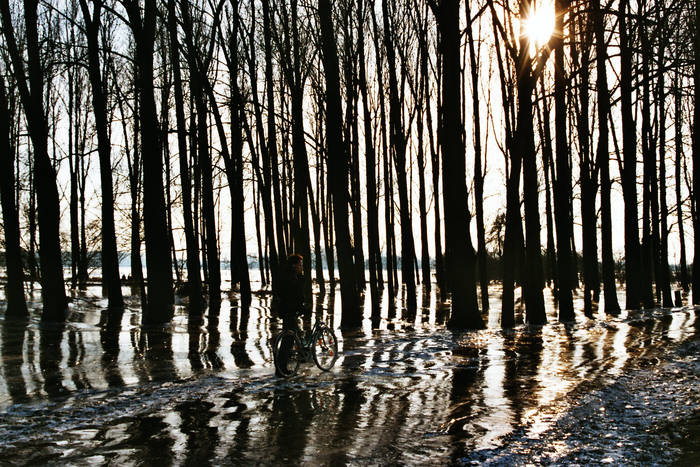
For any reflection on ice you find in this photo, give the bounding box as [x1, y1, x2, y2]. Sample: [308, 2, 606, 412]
[0, 282, 697, 464]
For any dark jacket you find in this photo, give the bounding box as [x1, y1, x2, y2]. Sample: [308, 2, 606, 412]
[278, 270, 305, 321]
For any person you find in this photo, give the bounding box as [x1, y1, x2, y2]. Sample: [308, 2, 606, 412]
[277, 254, 307, 331]
[274, 254, 308, 376]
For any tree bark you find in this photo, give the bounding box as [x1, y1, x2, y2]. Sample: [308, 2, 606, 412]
[0, 0, 67, 321]
[0, 78, 27, 317]
[319, 0, 360, 327]
[593, 0, 620, 314]
[432, 0, 484, 329]
[78, 0, 124, 316]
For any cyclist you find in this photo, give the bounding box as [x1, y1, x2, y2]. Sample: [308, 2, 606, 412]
[275, 254, 309, 376]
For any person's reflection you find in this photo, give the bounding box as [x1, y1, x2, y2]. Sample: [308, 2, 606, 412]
[2, 318, 29, 403]
[39, 324, 68, 398]
[230, 301, 253, 369]
[176, 399, 219, 465]
[268, 386, 313, 463]
[144, 329, 177, 382]
[100, 323, 125, 388]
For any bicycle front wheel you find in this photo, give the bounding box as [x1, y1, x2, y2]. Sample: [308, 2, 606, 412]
[312, 325, 338, 371]
[274, 330, 302, 377]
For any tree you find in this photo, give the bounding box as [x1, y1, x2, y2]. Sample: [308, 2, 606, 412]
[319, 0, 360, 327]
[1, 0, 67, 321]
[430, 0, 484, 329]
[78, 0, 124, 316]
[123, 0, 174, 322]
[0, 77, 27, 317]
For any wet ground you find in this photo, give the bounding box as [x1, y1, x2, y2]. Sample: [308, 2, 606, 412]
[0, 280, 698, 465]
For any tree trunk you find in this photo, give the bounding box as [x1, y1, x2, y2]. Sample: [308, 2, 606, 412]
[0, 78, 27, 317]
[619, 0, 643, 310]
[358, 0, 381, 310]
[432, 0, 484, 329]
[594, 0, 620, 314]
[674, 70, 689, 292]
[125, 0, 174, 323]
[79, 0, 124, 316]
[466, 0, 488, 310]
[382, 0, 417, 312]
[319, 0, 360, 327]
[693, 0, 700, 304]
[167, 0, 203, 314]
[553, 0, 574, 321]
[0, 0, 67, 321]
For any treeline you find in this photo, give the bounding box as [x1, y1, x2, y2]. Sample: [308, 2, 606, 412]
[0, 0, 697, 329]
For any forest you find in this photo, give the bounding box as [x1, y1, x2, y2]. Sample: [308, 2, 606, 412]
[0, 0, 697, 331]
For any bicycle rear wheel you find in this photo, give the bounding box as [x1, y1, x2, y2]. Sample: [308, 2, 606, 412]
[312, 325, 338, 371]
[274, 330, 302, 377]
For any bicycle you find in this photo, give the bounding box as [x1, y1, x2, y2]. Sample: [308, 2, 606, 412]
[273, 310, 338, 377]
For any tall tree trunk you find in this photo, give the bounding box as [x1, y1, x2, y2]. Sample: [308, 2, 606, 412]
[370, 4, 395, 300]
[553, 0, 574, 321]
[431, 0, 484, 329]
[466, 0, 488, 310]
[536, 83, 557, 291]
[167, 0, 203, 314]
[594, 0, 620, 314]
[224, 0, 251, 307]
[655, 8, 672, 307]
[693, 0, 700, 304]
[639, 2, 656, 308]
[0, 0, 67, 321]
[319, 0, 360, 327]
[575, 8, 599, 316]
[619, 0, 643, 310]
[125, 0, 174, 323]
[382, 0, 417, 312]
[79, 0, 124, 316]
[0, 78, 27, 317]
[358, 0, 381, 310]
[674, 69, 689, 292]
[262, 0, 287, 266]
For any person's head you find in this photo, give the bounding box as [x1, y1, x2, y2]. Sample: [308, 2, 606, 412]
[287, 254, 303, 275]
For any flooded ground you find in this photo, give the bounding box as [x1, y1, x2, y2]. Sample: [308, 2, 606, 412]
[0, 279, 698, 465]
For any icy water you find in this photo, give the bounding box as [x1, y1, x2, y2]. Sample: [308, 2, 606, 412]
[0, 280, 698, 465]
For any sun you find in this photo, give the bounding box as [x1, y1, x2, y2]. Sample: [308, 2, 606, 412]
[522, 2, 555, 49]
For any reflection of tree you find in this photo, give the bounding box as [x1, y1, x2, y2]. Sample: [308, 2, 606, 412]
[502, 330, 543, 425]
[177, 399, 219, 465]
[230, 302, 253, 369]
[100, 324, 124, 388]
[205, 324, 224, 370]
[1, 319, 28, 403]
[447, 344, 485, 462]
[327, 336, 366, 464]
[144, 329, 177, 382]
[124, 415, 174, 465]
[188, 318, 204, 372]
[39, 325, 68, 398]
[68, 329, 92, 390]
[223, 391, 251, 460]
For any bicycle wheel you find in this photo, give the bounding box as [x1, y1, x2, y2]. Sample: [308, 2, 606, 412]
[312, 325, 338, 371]
[273, 330, 302, 377]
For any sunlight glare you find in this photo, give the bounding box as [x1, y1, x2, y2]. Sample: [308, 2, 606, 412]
[522, 2, 555, 49]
